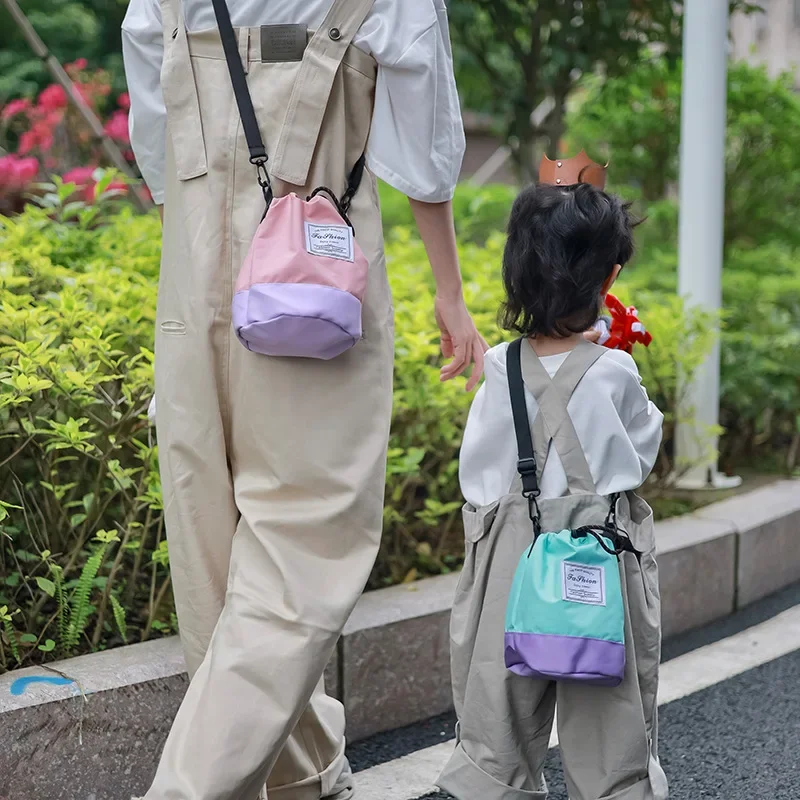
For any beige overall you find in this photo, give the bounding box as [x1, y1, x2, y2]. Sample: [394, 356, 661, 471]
[437, 341, 669, 800]
[148, 0, 392, 797]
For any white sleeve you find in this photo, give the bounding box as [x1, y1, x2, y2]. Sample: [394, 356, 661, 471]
[122, 0, 167, 204]
[458, 346, 518, 509]
[626, 401, 664, 484]
[366, 2, 465, 202]
[607, 350, 664, 483]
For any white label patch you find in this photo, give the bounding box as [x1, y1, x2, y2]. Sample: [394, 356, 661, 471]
[562, 561, 606, 606]
[304, 221, 354, 262]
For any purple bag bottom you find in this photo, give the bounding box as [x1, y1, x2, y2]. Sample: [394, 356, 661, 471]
[232, 283, 362, 360]
[504, 631, 625, 687]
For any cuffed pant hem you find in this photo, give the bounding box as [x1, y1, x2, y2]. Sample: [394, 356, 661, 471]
[436, 742, 547, 800]
[267, 749, 350, 800]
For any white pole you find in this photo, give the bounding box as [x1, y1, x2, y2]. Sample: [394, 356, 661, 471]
[674, 0, 741, 489]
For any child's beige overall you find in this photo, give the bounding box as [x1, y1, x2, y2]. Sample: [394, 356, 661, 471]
[438, 341, 669, 800]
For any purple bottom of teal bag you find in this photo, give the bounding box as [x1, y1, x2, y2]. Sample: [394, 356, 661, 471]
[504, 631, 625, 687]
[232, 283, 362, 359]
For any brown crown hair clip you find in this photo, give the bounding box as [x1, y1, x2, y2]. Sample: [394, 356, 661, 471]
[538, 150, 608, 191]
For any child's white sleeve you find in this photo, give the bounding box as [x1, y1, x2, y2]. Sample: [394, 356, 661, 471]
[604, 349, 664, 484]
[459, 346, 518, 509]
[626, 400, 664, 484]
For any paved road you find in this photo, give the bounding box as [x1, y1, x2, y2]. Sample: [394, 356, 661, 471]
[346, 582, 800, 800]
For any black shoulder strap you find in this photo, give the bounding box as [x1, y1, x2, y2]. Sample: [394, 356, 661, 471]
[210, 0, 365, 212]
[507, 338, 539, 497]
[210, 0, 267, 167]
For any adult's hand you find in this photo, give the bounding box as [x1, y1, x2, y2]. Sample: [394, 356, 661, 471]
[407, 196, 488, 391]
[434, 292, 488, 391]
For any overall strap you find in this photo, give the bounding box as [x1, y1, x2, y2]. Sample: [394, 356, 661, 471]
[270, 0, 376, 187]
[159, 0, 208, 180]
[520, 339, 606, 495]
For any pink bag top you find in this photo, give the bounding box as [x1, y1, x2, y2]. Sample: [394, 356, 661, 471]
[232, 193, 369, 360]
[212, 0, 372, 359]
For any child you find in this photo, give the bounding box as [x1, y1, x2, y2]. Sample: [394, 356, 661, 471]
[437, 181, 668, 800]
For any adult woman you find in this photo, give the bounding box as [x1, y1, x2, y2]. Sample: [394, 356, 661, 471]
[122, 1, 485, 797]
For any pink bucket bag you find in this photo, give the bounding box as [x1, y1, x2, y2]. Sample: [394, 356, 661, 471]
[212, 0, 369, 360]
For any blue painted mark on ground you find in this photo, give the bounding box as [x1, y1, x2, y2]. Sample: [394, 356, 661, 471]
[9, 675, 74, 696]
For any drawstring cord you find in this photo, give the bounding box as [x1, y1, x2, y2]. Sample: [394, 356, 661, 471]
[525, 492, 640, 559]
[307, 186, 355, 232]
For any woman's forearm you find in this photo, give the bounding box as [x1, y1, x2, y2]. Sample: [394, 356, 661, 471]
[408, 198, 463, 300]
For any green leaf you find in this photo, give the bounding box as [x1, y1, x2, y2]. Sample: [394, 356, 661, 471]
[93, 169, 115, 197]
[20, 633, 38, 644]
[109, 594, 127, 642]
[36, 577, 56, 597]
[38, 639, 56, 652]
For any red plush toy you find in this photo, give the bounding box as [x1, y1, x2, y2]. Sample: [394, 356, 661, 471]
[591, 293, 653, 354]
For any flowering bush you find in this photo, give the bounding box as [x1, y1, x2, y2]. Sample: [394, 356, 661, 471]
[0, 59, 133, 214]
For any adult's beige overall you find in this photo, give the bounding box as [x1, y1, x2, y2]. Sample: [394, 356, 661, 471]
[147, 0, 393, 797]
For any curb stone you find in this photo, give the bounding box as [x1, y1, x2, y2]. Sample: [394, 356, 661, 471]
[1, 479, 798, 799]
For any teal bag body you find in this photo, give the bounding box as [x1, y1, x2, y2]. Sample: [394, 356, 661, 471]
[502, 338, 639, 687]
[505, 527, 626, 685]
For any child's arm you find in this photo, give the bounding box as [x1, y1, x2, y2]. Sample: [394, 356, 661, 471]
[458, 346, 519, 509]
[601, 349, 664, 486]
[613, 352, 664, 484]
[626, 400, 664, 485]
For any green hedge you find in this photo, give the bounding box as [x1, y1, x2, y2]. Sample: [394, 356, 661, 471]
[1, 197, 798, 669]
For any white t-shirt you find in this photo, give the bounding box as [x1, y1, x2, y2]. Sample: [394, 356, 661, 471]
[121, 0, 465, 204]
[459, 342, 664, 509]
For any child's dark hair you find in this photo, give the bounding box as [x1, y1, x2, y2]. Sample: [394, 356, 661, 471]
[501, 182, 639, 338]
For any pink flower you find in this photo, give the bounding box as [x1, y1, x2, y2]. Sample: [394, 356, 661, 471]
[38, 84, 68, 112]
[1, 98, 31, 121]
[31, 120, 54, 153]
[118, 92, 130, 111]
[16, 157, 39, 184]
[58, 167, 128, 204]
[106, 178, 128, 196]
[68, 58, 88, 72]
[62, 166, 97, 203]
[18, 130, 37, 155]
[0, 155, 39, 190]
[103, 109, 130, 144]
[62, 166, 95, 188]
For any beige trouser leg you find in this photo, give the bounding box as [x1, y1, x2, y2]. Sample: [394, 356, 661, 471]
[150, 5, 390, 797]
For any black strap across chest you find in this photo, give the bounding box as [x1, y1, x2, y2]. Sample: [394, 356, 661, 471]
[210, 0, 366, 214]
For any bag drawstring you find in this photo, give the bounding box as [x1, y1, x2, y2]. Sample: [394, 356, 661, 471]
[308, 186, 355, 232]
[307, 154, 367, 232]
[526, 492, 640, 559]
